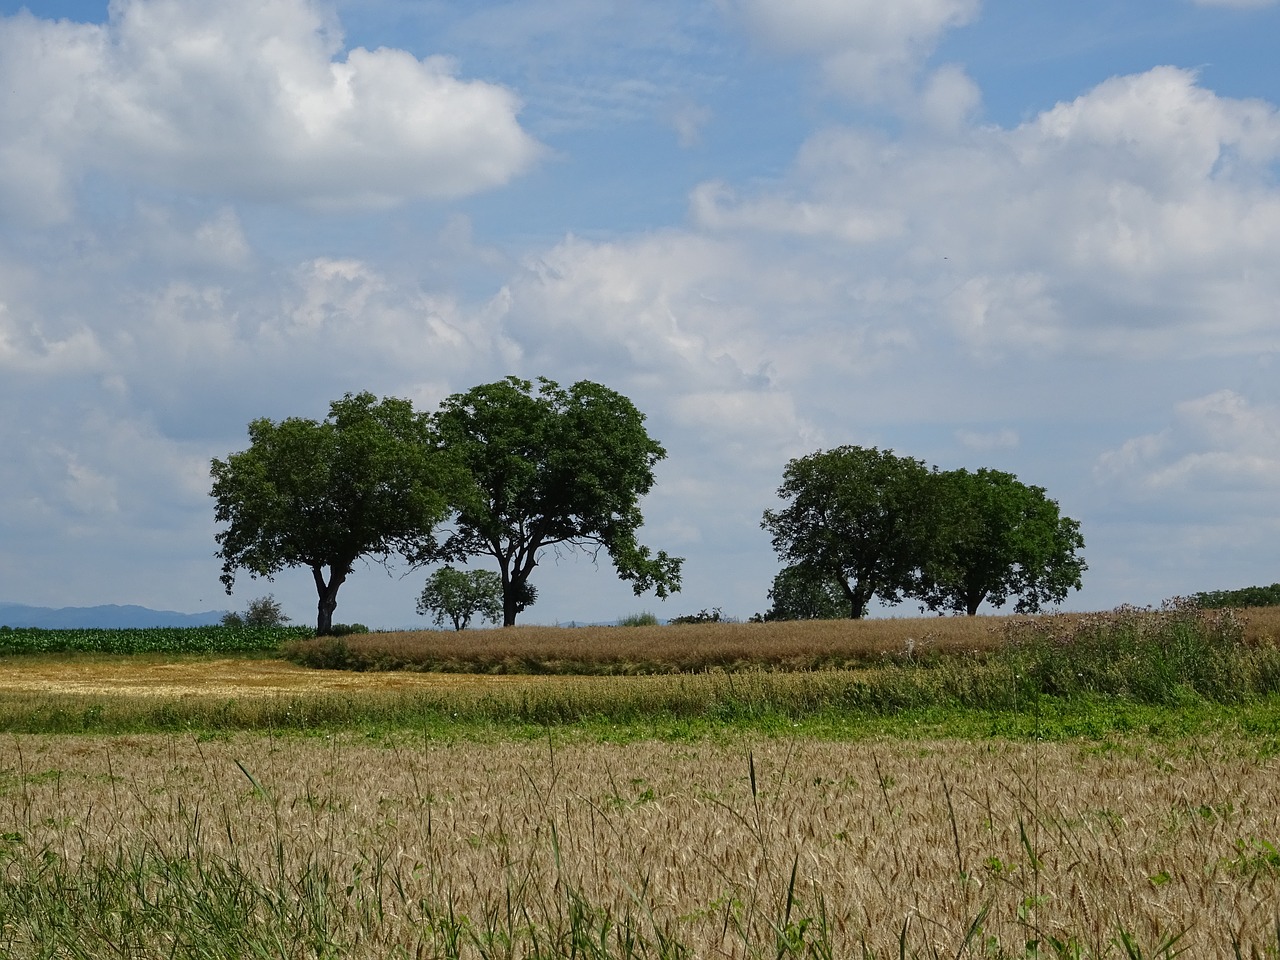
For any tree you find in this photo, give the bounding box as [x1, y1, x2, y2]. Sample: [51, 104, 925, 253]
[417, 566, 504, 631]
[432, 376, 683, 626]
[759, 564, 847, 621]
[211, 392, 454, 635]
[221, 594, 291, 628]
[761, 446, 938, 619]
[915, 467, 1086, 616]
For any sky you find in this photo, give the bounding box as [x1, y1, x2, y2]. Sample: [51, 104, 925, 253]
[2, 0, 1280, 629]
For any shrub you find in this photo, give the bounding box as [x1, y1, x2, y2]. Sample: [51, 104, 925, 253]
[1190, 584, 1280, 609]
[618, 612, 660, 627]
[221, 594, 291, 628]
[329, 623, 370, 637]
[669, 607, 724, 625]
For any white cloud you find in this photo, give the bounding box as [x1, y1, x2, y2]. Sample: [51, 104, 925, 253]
[0, 302, 106, 376]
[688, 67, 1280, 357]
[1095, 390, 1280, 501]
[917, 63, 982, 132]
[0, 0, 541, 222]
[955, 428, 1019, 451]
[668, 100, 713, 147]
[726, 0, 980, 102]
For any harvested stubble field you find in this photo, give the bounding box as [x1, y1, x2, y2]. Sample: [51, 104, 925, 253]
[2, 733, 1278, 958]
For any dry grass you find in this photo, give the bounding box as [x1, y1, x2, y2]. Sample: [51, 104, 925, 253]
[0, 654, 547, 698]
[284, 606, 1280, 676]
[287, 615, 1011, 674]
[2, 733, 1278, 957]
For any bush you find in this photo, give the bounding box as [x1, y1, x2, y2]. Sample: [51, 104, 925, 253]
[329, 623, 370, 637]
[618, 612, 659, 626]
[995, 603, 1279, 705]
[283, 636, 355, 670]
[1190, 584, 1280, 609]
[668, 607, 724, 625]
[221, 595, 291, 628]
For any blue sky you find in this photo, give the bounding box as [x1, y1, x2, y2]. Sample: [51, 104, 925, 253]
[2, 0, 1279, 627]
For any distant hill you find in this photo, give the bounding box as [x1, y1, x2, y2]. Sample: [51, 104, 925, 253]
[0, 602, 230, 629]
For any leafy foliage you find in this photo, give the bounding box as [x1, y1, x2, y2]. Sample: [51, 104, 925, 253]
[618, 612, 660, 626]
[329, 623, 370, 636]
[763, 448, 1086, 619]
[761, 446, 937, 619]
[758, 565, 847, 621]
[432, 376, 682, 626]
[916, 468, 1086, 615]
[220, 594, 291, 628]
[0, 626, 310, 656]
[417, 566, 504, 631]
[668, 607, 725, 625]
[1191, 583, 1280, 609]
[210, 392, 454, 635]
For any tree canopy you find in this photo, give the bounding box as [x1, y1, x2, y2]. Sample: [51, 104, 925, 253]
[762, 447, 1086, 619]
[757, 564, 847, 621]
[761, 446, 937, 619]
[220, 594, 290, 628]
[917, 468, 1087, 615]
[417, 566, 504, 631]
[432, 376, 683, 626]
[210, 392, 453, 635]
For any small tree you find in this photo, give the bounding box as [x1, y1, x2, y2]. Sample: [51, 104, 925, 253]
[417, 566, 504, 631]
[221, 594, 291, 628]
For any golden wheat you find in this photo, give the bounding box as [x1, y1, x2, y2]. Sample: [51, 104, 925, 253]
[2, 732, 1277, 957]
[288, 606, 1280, 675]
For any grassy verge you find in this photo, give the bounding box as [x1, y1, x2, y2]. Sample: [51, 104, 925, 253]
[3, 675, 1280, 747]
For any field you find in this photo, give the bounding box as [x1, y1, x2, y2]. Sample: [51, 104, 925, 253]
[1, 609, 1279, 957]
[282, 606, 1280, 674]
[3, 733, 1279, 958]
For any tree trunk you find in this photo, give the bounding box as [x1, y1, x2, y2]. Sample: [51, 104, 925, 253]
[500, 553, 538, 627]
[500, 560, 518, 627]
[312, 565, 347, 635]
[846, 582, 873, 619]
[965, 580, 987, 616]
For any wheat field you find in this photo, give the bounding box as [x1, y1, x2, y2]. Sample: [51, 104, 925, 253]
[284, 605, 1280, 675]
[2, 732, 1278, 957]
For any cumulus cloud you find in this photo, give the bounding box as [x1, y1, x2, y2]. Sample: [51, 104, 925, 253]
[726, 0, 980, 102]
[1095, 390, 1280, 503]
[0, 0, 541, 222]
[692, 66, 1280, 357]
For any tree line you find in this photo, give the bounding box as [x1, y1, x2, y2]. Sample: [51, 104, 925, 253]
[211, 377, 682, 634]
[210, 379, 1084, 634]
[759, 446, 1085, 621]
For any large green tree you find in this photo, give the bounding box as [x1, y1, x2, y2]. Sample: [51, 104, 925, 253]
[432, 376, 683, 626]
[210, 392, 453, 635]
[915, 467, 1086, 615]
[761, 446, 938, 619]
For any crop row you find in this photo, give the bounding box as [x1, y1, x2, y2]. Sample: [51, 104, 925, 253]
[0, 625, 313, 656]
